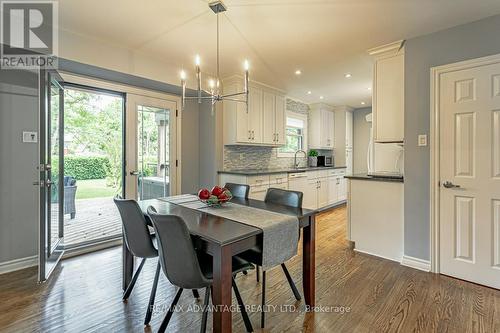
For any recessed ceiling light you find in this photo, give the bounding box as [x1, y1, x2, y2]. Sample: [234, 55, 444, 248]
[345, 73, 352, 78]
[307, 91, 312, 95]
[361, 101, 366, 105]
[295, 70, 302, 75]
[319, 96, 324, 100]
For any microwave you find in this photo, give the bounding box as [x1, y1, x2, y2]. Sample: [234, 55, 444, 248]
[317, 156, 333, 167]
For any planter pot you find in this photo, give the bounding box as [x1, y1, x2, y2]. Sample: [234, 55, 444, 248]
[308, 156, 318, 167]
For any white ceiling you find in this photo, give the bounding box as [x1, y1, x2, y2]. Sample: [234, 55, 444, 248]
[58, 0, 500, 108]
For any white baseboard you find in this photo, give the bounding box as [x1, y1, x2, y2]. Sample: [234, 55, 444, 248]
[0, 255, 37, 275]
[401, 255, 431, 272]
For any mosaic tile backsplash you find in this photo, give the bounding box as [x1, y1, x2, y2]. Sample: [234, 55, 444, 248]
[223, 145, 308, 170]
[223, 98, 331, 171]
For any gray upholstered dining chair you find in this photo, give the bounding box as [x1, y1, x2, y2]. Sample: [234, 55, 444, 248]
[147, 207, 255, 333]
[114, 197, 200, 326]
[238, 188, 303, 328]
[224, 182, 250, 199]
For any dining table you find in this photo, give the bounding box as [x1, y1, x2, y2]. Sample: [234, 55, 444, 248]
[122, 196, 318, 333]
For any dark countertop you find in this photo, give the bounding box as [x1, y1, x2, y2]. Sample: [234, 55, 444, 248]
[218, 166, 347, 176]
[345, 173, 404, 183]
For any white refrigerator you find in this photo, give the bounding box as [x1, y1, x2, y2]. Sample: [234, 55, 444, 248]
[366, 113, 404, 176]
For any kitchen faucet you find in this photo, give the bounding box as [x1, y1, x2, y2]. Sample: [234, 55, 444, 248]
[294, 150, 307, 169]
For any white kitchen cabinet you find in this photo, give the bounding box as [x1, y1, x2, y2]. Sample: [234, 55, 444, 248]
[304, 178, 319, 210]
[368, 40, 405, 143]
[262, 92, 286, 145]
[275, 95, 286, 144]
[309, 103, 335, 149]
[333, 106, 354, 171]
[337, 176, 347, 201]
[249, 183, 269, 200]
[222, 76, 286, 146]
[248, 87, 263, 143]
[328, 176, 338, 205]
[317, 177, 329, 208]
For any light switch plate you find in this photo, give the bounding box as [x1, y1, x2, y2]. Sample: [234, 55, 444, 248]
[418, 134, 427, 147]
[23, 131, 38, 143]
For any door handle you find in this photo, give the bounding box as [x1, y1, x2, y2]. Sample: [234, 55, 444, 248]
[442, 181, 461, 189]
[129, 171, 140, 176]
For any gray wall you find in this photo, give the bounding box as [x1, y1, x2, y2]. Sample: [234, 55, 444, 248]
[404, 14, 500, 260]
[198, 99, 217, 188]
[0, 69, 39, 263]
[352, 107, 372, 174]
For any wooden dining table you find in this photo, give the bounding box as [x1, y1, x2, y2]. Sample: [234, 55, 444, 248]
[122, 196, 318, 333]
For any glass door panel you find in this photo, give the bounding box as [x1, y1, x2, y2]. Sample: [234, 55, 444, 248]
[137, 106, 170, 200]
[125, 94, 178, 201]
[38, 69, 64, 282]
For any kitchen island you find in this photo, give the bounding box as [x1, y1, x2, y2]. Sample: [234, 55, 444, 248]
[345, 174, 404, 262]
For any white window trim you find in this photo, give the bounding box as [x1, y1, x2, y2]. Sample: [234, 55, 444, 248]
[277, 111, 308, 158]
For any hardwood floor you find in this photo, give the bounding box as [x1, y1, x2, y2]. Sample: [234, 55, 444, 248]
[1, 206, 499, 332]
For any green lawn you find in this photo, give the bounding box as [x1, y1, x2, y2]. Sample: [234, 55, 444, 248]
[76, 179, 119, 200]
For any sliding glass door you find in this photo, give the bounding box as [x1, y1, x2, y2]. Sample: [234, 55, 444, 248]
[125, 94, 179, 200]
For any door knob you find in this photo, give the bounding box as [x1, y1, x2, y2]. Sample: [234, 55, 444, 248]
[442, 181, 461, 189]
[129, 171, 140, 176]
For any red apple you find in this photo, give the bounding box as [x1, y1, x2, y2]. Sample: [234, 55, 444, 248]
[211, 186, 224, 197]
[218, 192, 229, 202]
[198, 188, 210, 200]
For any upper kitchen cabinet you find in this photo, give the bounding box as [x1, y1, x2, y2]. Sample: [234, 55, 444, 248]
[223, 76, 286, 146]
[368, 40, 405, 143]
[309, 103, 335, 149]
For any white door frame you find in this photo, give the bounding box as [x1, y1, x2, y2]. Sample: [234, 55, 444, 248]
[429, 52, 500, 273]
[60, 72, 182, 196]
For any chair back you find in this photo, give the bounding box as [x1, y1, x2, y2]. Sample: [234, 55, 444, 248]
[147, 207, 211, 289]
[265, 188, 303, 208]
[113, 197, 157, 258]
[224, 183, 250, 199]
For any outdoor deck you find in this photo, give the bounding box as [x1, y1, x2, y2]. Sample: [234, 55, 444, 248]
[52, 198, 122, 246]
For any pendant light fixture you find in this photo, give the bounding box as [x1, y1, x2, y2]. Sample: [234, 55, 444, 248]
[180, 0, 249, 115]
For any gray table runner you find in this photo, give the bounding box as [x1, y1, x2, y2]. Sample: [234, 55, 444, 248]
[160, 194, 299, 270]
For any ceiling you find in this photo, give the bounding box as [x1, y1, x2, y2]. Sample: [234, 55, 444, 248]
[58, 0, 500, 108]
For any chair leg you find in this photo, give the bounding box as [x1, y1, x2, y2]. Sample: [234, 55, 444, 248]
[281, 263, 301, 301]
[232, 277, 253, 332]
[192, 289, 200, 300]
[261, 270, 266, 328]
[158, 287, 183, 333]
[123, 257, 146, 300]
[144, 261, 161, 325]
[256, 265, 260, 282]
[200, 287, 211, 333]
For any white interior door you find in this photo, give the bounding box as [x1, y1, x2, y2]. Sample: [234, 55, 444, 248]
[439, 60, 500, 289]
[125, 94, 179, 200]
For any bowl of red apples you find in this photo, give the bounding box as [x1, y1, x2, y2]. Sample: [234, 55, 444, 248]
[197, 186, 233, 207]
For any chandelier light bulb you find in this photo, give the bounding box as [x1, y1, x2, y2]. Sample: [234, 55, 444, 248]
[195, 54, 201, 66]
[180, 70, 186, 80]
[244, 59, 250, 71]
[209, 79, 215, 88]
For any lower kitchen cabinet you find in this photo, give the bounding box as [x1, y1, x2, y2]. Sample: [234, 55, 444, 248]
[219, 168, 346, 210]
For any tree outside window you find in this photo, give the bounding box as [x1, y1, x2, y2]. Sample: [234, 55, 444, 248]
[278, 112, 308, 157]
